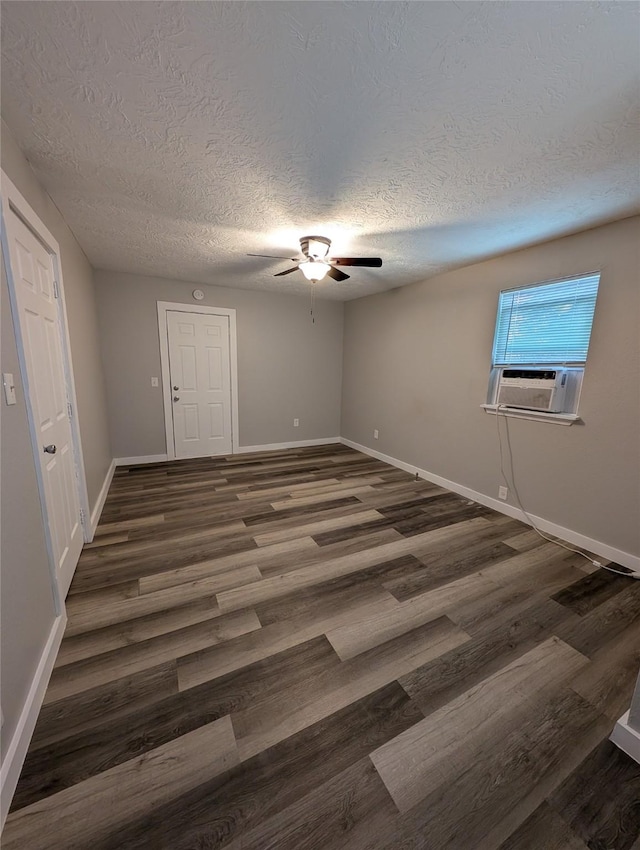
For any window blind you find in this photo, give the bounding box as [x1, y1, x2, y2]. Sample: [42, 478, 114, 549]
[492, 273, 600, 366]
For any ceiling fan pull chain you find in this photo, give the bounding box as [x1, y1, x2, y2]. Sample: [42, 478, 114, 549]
[310, 283, 315, 324]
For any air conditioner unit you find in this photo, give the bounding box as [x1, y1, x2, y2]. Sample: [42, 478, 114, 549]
[496, 368, 568, 412]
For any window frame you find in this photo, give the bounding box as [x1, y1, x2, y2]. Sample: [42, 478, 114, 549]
[484, 271, 601, 423]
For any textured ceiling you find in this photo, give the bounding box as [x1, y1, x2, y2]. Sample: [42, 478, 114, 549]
[2, 1, 639, 300]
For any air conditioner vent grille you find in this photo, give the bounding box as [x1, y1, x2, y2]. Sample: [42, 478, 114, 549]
[497, 385, 554, 411]
[496, 367, 568, 413]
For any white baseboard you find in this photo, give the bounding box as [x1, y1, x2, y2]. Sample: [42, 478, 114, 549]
[340, 437, 640, 573]
[610, 711, 640, 765]
[236, 437, 341, 454]
[115, 454, 168, 467]
[87, 459, 116, 541]
[115, 442, 341, 465]
[1, 613, 66, 829]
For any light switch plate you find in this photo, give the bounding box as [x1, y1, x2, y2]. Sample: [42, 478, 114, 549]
[3, 373, 17, 405]
[151, 377, 159, 387]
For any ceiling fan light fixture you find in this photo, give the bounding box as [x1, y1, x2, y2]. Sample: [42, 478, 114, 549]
[299, 260, 330, 281]
[300, 235, 331, 260]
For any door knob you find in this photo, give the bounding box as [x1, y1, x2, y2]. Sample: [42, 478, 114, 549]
[173, 396, 180, 402]
[173, 385, 179, 391]
[43, 444, 57, 454]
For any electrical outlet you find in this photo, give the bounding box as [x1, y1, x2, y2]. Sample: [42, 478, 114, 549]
[373, 429, 379, 439]
[498, 485, 508, 500]
[293, 418, 299, 427]
[151, 377, 159, 387]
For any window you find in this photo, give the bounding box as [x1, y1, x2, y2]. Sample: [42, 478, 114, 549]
[485, 272, 600, 423]
[492, 273, 600, 366]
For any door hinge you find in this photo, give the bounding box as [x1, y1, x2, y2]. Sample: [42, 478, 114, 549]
[67, 401, 73, 418]
[53, 280, 60, 299]
[79, 508, 86, 524]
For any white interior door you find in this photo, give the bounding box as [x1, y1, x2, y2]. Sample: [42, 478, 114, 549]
[167, 310, 233, 458]
[4, 209, 83, 597]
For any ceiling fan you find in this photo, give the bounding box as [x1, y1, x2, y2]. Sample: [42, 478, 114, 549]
[248, 235, 382, 282]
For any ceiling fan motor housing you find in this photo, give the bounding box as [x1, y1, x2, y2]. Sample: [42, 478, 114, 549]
[300, 235, 331, 259]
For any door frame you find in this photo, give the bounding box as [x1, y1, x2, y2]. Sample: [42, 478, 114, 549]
[1, 170, 90, 609]
[157, 301, 239, 460]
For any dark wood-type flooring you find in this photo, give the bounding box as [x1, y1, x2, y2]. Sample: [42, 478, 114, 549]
[5, 444, 640, 849]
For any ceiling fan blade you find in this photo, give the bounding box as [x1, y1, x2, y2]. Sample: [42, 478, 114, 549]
[274, 266, 300, 277]
[330, 257, 382, 267]
[326, 266, 350, 282]
[247, 253, 298, 261]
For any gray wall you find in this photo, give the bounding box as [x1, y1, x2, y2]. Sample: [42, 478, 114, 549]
[1, 120, 112, 509]
[94, 271, 344, 457]
[1, 123, 112, 770]
[341, 216, 640, 559]
[0, 252, 57, 760]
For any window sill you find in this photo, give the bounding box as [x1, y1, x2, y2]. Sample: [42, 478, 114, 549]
[481, 405, 581, 426]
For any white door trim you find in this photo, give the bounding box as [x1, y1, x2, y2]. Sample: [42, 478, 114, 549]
[157, 301, 239, 459]
[1, 171, 90, 608]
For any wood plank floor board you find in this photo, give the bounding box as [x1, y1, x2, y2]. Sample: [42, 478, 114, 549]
[254, 571, 404, 631]
[399, 596, 578, 717]
[477, 542, 582, 590]
[98, 494, 274, 527]
[548, 740, 640, 850]
[12, 636, 341, 812]
[71, 534, 261, 593]
[376, 491, 466, 518]
[123, 518, 247, 546]
[241, 495, 365, 526]
[257, 528, 404, 579]
[568, 617, 640, 721]
[64, 578, 140, 611]
[311, 516, 398, 546]
[3, 716, 239, 850]
[254, 554, 427, 627]
[65, 564, 261, 636]
[496, 801, 591, 850]
[92, 514, 165, 534]
[83, 531, 130, 548]
[252, 508, 383, 547]
[69, 682, 422, 850]
[56, 594, 223, 666]
[232, 616, 470, 763]
[215, 517, 494, 613]
[8, 444, 640, 849]
[354, 483, 449, 509]
[309, 495, 493, 548]
[370, 636, 590, 814]
[215, 758, 397, 850]
[383, 688, 611, 850]
[76, 521, 254, 565]
[28, 661, 179, 751]
[552, 567, 635, 616]
[552, 581, 640, 657]
[239, 499, 376, 538]
[176, 589, 402, 692]
[236, 475, 385, 501]
[269, 485, 380, 510]
[137, 534, 320, 594]
[325, 573, 490, 661]
[67, 566, 261, 636]
[384, 539, 517, 602]
[44, 608, 262, 703]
